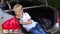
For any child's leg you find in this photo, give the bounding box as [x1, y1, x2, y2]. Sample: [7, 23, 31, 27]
[29, 23, 46, 34]
[36, 23, 46, 34]
[29, 27, 43, 34]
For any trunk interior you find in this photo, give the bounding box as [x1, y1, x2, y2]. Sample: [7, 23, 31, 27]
[6, 6, 57, 30]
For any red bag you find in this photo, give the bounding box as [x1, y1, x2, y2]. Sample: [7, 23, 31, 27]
[2, 17, 21, 30]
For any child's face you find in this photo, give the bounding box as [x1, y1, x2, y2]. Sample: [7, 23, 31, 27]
[14, 6, 23, 18]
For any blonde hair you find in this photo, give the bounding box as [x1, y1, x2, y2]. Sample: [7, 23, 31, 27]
[13, 4, 22, 10]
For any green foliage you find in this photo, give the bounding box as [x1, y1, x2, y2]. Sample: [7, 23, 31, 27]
[47, 0, 60, 12]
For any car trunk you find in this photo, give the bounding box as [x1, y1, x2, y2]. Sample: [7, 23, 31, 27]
[6, 6, 57, 30]
[24, 6, 57, 30]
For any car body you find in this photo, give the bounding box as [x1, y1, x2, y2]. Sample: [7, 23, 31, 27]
[0, 0, 60, 34]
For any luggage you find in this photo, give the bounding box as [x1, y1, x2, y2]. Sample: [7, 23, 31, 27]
[38, 18, 52, 30]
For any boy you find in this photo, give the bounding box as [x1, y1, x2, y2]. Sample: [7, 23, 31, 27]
[13, 4, 46, 34]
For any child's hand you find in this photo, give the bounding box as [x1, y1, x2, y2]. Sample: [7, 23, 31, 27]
[20, 20, 25, 24]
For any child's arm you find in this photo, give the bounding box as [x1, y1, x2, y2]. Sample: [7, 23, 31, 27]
[20, 19, 32, 25]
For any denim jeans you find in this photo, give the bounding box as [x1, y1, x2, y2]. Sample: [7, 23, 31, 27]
[29, 23, 46, 34]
